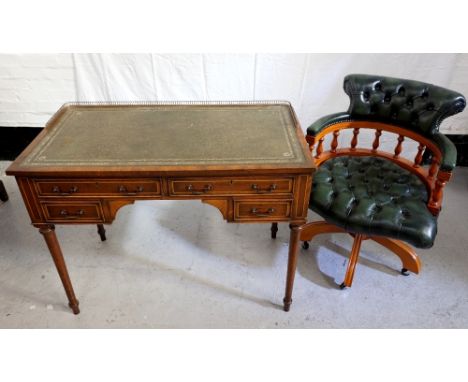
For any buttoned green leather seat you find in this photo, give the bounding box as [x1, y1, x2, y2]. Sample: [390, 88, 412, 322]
[310, 155, 436, 248]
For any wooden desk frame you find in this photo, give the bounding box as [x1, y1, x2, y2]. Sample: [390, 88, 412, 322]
[7, 102, 314, 314]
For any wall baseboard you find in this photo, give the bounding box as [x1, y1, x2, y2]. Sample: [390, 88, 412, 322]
[1, 127, 468, 166]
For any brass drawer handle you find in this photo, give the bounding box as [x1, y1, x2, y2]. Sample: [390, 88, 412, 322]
[118, 185, 144, 195]
[251, 183, 278, 193]
[250, 207, 276, 217]
[52, 185, 78, 195]
[186, 184, 213, 195]
[59, 209, 85, 219]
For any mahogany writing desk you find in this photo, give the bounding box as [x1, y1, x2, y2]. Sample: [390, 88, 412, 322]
[7, 102, 314, 314]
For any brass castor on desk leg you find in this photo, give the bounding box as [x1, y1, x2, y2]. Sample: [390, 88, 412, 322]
[401, 268, 410, 276]
[302, 241, 309, 250]
[69, 301, 80, 315]
[283, 298, 292, 312]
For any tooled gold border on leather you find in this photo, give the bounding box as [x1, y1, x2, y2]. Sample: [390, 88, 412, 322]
[24, 101, 307, 167]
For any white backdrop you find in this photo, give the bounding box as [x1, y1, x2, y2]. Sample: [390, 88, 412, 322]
[1, 53, 467, 134]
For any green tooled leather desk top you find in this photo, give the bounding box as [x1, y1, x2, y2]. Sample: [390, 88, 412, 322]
[22, 102, 308, 168]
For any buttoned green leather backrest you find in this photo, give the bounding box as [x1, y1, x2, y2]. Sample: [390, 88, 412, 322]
[344, 74, 466, 135]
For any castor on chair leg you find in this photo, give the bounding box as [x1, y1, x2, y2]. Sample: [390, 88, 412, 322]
[401, 268, 410, 276]
[339, 282, 347, 290]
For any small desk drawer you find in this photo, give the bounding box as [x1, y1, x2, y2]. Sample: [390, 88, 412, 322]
[41, 201, 104, 223]
[169, 177, 293, 196]
[234, 200, 292, 221]
[35, 179, 161, 197]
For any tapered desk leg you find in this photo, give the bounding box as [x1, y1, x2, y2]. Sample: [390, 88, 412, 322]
[39, 225, 80, 314]
[283, 224, 301, 312]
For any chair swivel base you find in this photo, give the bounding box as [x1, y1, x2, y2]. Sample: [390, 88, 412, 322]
[299, 221, 422, 288]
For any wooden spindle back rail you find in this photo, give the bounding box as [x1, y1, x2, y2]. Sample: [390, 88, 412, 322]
[428, 157, 439, 182]
[315, 137, 324, 159]
[414, 143, 425, 168]
[372, 129, 382, 152]
[305, 120, 448, 215]
[428, 170, 452, 214]
[330, 130, 340, 153]
[350, 127, 360, 150]
[393, 135, 405, 159]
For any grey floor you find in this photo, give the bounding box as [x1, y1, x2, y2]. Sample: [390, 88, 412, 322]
[0, 161, 467, 328]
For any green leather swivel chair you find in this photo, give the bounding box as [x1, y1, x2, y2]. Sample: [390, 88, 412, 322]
[296, 74, 465, 292]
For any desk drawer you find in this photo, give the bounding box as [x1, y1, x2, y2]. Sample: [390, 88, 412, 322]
[169, 177, 293, 196]
[234, 200, 292, 221]
[35, 179, 161, 197]
[41, 201, 104, 223]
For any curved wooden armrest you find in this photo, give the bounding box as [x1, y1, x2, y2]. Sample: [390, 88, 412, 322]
[305, 120, 455, 217]
[306, 112, 351, 137]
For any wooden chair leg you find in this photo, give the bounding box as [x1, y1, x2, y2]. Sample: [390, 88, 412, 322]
[299, 220, 346, 248]
[97, 224, 107, 241]
[299, 221, 347, 242]
[372, 236, 421, 275]
[271, 222, 278, 239]
[341, 234, 364, 289]
[0, 180, 8, 202]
